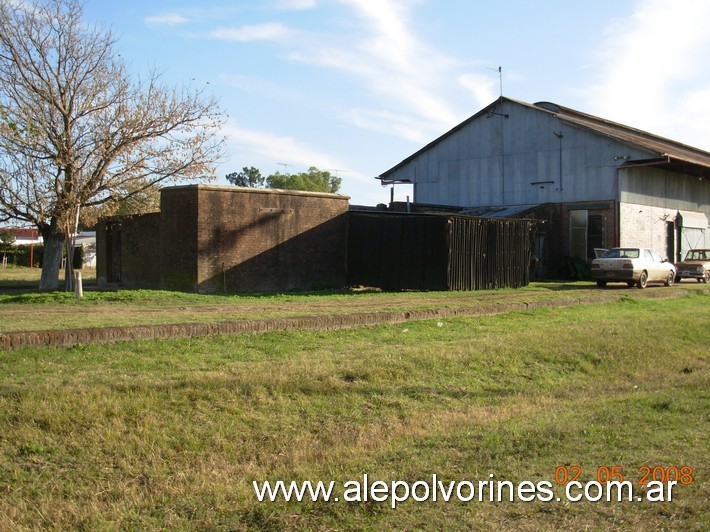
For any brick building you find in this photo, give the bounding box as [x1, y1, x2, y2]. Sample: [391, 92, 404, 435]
[96, 185, 349, 293]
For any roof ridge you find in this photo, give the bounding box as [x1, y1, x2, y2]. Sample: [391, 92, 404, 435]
[535, 101, 710, 162]
[378, 97, 710, 179]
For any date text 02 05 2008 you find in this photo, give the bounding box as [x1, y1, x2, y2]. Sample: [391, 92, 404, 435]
[554, 465, 694, 486]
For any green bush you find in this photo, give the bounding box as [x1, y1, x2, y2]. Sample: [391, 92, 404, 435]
[557, 255, 591, 280]
[72, 245, 85, 270]
[10, 245, 42, 267]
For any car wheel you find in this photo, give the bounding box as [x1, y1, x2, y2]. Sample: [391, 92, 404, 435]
[636, 271, 648, 289]
[596, 280, 607, 287]
[664, 271, 674, 287]
[626, 281, 636, 288]
[675, 276, 682, 283]
[702, 271, 709, 284]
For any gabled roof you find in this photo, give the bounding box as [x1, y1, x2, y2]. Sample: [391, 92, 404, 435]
[378, 97, 710, 181]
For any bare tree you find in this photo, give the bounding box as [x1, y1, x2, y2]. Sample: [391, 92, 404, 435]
[0, 0, 225, 290]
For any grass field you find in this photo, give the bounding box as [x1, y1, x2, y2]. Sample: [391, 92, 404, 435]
[1, 266, 707, 334]
[0, 292, 707, 530]
[0, 266, 96, 290]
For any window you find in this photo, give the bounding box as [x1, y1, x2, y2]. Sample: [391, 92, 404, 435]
[603, 248, 639, 259]
[570, 210, 605, 261]
[648, 249, 663, 263]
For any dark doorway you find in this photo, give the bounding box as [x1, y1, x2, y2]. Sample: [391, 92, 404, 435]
[106, 222, 122, 283]
[587, 215, 604, 259]
[666, 221, 676, 262]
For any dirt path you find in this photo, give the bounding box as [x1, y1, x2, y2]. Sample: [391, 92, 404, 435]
[2, 287, 705, 350]
[0, 283, 662, 332]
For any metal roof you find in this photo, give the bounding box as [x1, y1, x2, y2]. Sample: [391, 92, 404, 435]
[459, 204, 540, 218]
[535, 101, 710, 171]
[378, 97, 710, 181]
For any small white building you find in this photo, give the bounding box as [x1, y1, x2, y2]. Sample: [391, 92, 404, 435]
[1, 227, 96, 268]
[377, 97, 709, 276]
[3, 227, 42, 246]
[72, 231, 97, 268]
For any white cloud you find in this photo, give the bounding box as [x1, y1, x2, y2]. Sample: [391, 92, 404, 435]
[222, 122, 374, 188]
[586, 0, 710, 149]
[195, 0, 492, 146]
[275, 0, 317, 9]
[458, 73, 499, 109]
[209, 22, 291, 42]
[276, 0, 477, 142]
[224, 123, 338, 172]
[144, 13, 190, 26]
[343, 0, 418, 71]
[341, 108, 436, 143]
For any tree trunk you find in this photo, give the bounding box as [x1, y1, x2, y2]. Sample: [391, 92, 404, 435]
[64, 205, 81, 292]
[39, 224, 64, 291]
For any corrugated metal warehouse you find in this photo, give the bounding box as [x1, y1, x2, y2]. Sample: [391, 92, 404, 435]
[377, 97, 710, 277]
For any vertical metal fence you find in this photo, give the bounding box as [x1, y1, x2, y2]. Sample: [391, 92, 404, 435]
[348, 212, 534, 291]
[446, 217, 532, 290]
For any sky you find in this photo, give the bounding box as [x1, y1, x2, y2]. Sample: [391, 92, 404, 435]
[82, 0, 710, 206]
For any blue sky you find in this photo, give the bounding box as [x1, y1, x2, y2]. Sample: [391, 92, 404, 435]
[83, 0, 710, 206]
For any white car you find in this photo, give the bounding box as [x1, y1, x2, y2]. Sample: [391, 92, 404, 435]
[591, 247, 676, 288]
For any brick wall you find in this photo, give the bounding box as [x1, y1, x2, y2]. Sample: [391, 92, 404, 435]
[522, 201, 615, 278]
[160, 187, 199, 291]
[98, 186, 349, 293]
[193, 186, 349, 293]
[96, 213, 161, 288]
[619, 202, 678, 258]
[121, 213, 161, 288]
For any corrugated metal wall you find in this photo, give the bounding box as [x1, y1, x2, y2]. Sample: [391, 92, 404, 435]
[348, 212, 533, 291]
[447, 217, 532, 290]
[348, 212, 449, 290]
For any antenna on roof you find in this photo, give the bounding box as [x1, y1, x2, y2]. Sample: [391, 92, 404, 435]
[485, 66, 509, 119]
[497, 65, 502, 98]
[486, 66, 503, 98]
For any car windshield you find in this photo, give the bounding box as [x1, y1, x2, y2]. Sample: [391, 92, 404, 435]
[685, 250, 709, 260]
[602, 248, 639, 259]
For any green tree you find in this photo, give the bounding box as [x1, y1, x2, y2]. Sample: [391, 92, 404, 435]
[266, 167, 341, 193]
[0, 228, 13, 245]
[0, 228, 15, 264]
[226, 166, 264, 188]
[80, 182, 162, 228]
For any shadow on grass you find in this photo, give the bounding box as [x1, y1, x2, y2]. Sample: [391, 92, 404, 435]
[530, 281, 596, 291]
[0, 267, 97, 294]
[0, 281, 99, 297]
[532, 280, 675, 292]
